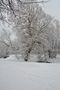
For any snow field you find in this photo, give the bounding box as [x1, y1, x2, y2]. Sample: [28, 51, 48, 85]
[0, 62, 60, 90]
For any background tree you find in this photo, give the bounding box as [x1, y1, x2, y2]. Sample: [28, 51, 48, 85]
[0, 26, 19, 58]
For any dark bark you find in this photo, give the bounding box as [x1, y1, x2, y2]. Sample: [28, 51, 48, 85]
[24, 41, 35, 61]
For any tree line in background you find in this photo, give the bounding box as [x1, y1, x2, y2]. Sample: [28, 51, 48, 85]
[0, 0, 60, 62]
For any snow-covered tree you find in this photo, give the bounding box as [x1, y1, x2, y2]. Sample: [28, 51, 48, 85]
[0, 26, 18, 57]
[0, 28, 11, 57]
[15, 2, 52, 61]
[0, 0, 60, 62]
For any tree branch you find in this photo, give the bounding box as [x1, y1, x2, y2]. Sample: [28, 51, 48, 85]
[22, 0, 49, 4]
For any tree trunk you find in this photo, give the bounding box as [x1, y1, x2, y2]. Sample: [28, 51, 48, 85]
[24, 41, 35, 61]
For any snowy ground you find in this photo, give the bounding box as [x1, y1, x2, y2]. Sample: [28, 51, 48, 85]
[0, 55, 60, 90]
[0, 62, 60, 90]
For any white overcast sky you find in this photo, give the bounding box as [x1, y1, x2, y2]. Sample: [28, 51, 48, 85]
[41, 0, 60, 21]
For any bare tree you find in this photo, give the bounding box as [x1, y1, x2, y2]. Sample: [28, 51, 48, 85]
[0, 28, 17, 57]
[15, 3, 52, 61]
[0, 28, 11, 57]
[0, 0, 49, 21]
[1, 0, 56, 62]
